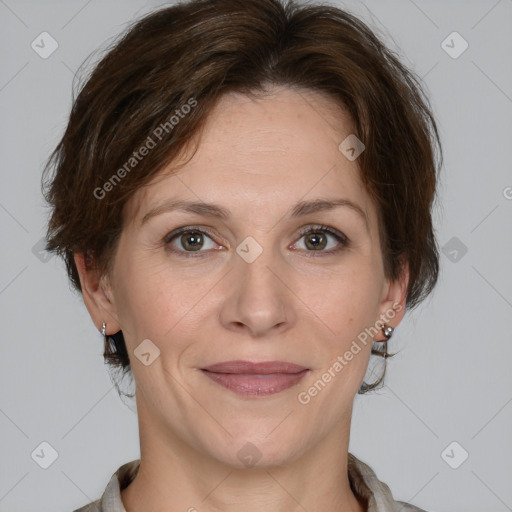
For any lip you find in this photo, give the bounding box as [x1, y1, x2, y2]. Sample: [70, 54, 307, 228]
[200, 360, 310, 397]
[202, 360, 309, 374]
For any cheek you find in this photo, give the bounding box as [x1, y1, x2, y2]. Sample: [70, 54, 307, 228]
[112, 252, 217, 353]
[303, 263, 382, 340]
[110, 251, 177, 339]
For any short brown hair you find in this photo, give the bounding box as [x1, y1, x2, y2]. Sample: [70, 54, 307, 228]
[42, 0, 442, 393]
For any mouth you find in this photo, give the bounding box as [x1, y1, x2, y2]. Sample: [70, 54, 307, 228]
[200, 360, 310, 397]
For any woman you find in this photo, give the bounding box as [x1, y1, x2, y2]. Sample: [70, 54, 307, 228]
[42, 0, 441, 510]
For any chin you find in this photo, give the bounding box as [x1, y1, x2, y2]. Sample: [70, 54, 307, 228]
[202, 428, 305, 470]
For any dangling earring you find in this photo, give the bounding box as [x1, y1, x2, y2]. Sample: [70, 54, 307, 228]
[371, 324, 394, 359]
[101, 321, 106, 337]
[380, 324, 393, 359]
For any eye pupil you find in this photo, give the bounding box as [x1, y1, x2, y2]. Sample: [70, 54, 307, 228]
[182, 231, 203, 251]
[305, 232, 326, 250]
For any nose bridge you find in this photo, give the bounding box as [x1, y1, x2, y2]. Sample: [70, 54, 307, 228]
[220, 232, 292, 335]
[235, 232, 283, 296]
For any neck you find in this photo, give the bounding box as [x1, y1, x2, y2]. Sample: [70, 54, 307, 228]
[121, 394, 366, 512]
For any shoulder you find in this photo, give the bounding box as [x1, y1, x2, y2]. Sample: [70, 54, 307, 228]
[348, 452, 429, 512]
[71, 459, 140, 512]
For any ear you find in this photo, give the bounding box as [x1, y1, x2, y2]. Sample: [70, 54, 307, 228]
[74, 252, 121, 335]
[376, 259, 409, 334]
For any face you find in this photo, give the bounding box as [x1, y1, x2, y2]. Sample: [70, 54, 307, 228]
[78, 86, 407, 469]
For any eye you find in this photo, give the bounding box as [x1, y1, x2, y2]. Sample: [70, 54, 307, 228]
[292, 225, 349, 255]
[163, 224, 349, 258]
[164, 227, 222, 257]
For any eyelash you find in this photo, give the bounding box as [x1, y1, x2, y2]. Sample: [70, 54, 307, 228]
[163, 224, 349, 258]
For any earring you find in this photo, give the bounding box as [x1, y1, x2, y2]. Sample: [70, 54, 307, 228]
[371, 325, 393, 359]
[380, 324, 393, 360]
[382, 324, 394, 339]
[101, 321, 106, 337]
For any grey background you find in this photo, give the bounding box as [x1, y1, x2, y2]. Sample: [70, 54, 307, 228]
[1, 0, 511, 511]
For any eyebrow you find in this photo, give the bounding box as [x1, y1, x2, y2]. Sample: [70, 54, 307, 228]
[140, 197, 369, 231]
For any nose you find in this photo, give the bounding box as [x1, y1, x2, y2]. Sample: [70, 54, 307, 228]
[218, 240, 295, 338]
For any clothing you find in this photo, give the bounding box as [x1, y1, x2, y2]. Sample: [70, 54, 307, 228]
[73, 452, 426, 512]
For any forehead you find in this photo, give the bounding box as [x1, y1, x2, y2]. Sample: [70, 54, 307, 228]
[124, 86, 373, 228]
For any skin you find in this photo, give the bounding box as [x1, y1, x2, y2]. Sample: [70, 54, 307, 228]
[75, 86, 409, 512]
